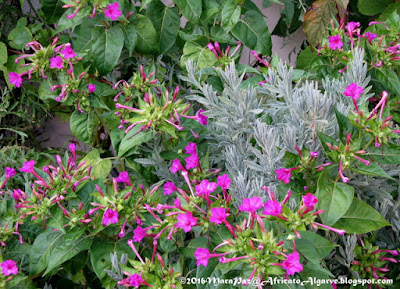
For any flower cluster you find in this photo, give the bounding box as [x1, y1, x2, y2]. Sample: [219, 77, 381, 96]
[207, 41, 242, 67]
[62, 1, 131, 21]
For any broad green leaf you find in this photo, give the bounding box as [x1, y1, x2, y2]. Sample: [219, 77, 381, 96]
[300, 231, 337, 259]
[179, 237, 209, 258]
[81, 149, 112, 179]
[174, 0, 202, 22]
[335, 0, 349, 8]
[334, 107, 358, 141]
[47, 207, 66, 233]
[181, 41, 217, 70]
[221, 0, 241, 32]
[0, 42, 7, 67]
[350, 160, 394, 179]
[333, 198, 391, 234]
[375, 68, 400, 96]
[92, 25, 124, 75]
[70, 110, 99, 144]
[29, 230, 64, 276]
[118, 127, 156, 157]
[122, 24, 137, 56]
[43, 235, 91, 275]
[378, 2, 400, 21]
[231, 10, 271, 55]
[38, 80, 59, 101]
[72, 17, 99, 53]
[133, 14, 159, 54]
[316, 174, 354, 226]
[8, 18, 33, 49]
[357, 0, 392, 16]
[56, 7, 91, 33]
[303, 0, 338, 47]
[146, 1, 180, 54]
[368, 143, 400, 164]
[40, 0, 65, 23]
[140, 0, 154, 10]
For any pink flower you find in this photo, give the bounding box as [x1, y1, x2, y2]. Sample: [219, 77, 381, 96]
[310, 151, 319, 158]
[104, 2, 122, 21]
[170, 159, 185, 174]
[328, 35, 343, 50]
[20, 160, 35, 173]
[239, 197, 263, 213]
[9, 72, 23, 88]
[346, 22, 360, 34]
[12, 189, 26, 202]
[5, 167, 16, 179]
[88, 84, 96, 93]
[50, 56, 63, 69]
[61, 45, 76, 60]
[276, 167, 298, 184]
[217, 174, 231, 189]
[163, 181, 177, 195]
[184, 143, 197, 154]
[185, 154, 200, 170]
[102, 208, 119, 226]
[302, 193, 318, 210]
[262, 200, 283, 216]
[129, 274, 145, 286]
[195, 247, 211, 267]
[132, 226, 147, 242]
[364, 32, 378, 43]
[1, 260, 18, 276]
[209, 207, 229, 225]
[282, 252, 303, 275]
[195, 179, 217, 197]
[176, 212, 197, 232]
[344, 83, 363, 99]
[196, 109, 208, 125]
[115, 171, 132, 186]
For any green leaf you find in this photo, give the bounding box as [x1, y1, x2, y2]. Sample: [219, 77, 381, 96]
[357, 0, 392, 16]
[146, 2, 180, 54]
[334, 107, 358, 141]
[333, 198, 391, 234]
[317, 131, 339, 153]
[43, 235, 91, 275]
[92, 25, 124, 75]
[56, 7, 91, 33]
[38, 80, 59, 101]
[122, 24, 138, 56]
[8, 18, 33, 50]
[221, 0, 241, 32]
[303, 0, 338, 47]
[316, 174, 354, 226]
[29, 230, 64, 276]
[133, 14, 159, 54]
[0, 42, 8, 67]
[118, 127, 156, 157]
[375, 68, 400, 96]
[300, 231, 337, 259]
[40, 0, 65, 23]
[47, 207, 66, 233]
[81, 149, 112, 179]
[231, 10, 272, 55]
[350, 160, 394, 180]
[368, 142, 400, 164]
[181, 41, 218, 70]
[179, 237, 209, 258]
[174, 0, 202, 22]
[70, 110, 99, 144]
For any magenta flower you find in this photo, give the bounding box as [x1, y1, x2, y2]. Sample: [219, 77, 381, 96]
[209, 207, 229, 225]
[102, 208, 119, 226]
[20, 160, 35, 173]
[262, 200, 283, 216]
[364, 32, 378, 43]
[302, 193, 318, 210]
[310, 151, 319, 158]
[8, 72, 23, 88]
[170, 159, 185, 174]
[132, 226, 147, 242]
[185, 154, 200, 170]
[195, 179, 217, 197]
[61, 45, 76, 60]
[346, 21, 360, 34]
[88, 84, 96, 93]
[282, 252, 303, 275]
[12, 189, 26, 202]
[184, 143, 197, 154]
[275, 167, 298, 184]
[197, 109, 208, 125]
[163, 181, 177, 195]
[217, 174, 231, 189]
[344, 83, 363, 99]
[5, 167, 16, 179]
[328, 35, 343, 50]
[176, 212, 197, 232]
[129, 274, 145, 287]
[115, 171, 132, 186]
[50, 56, 63, 69]
[104, 2, 122, 21]
[239, 197, 263, 213]
[1, 260, 18, 276]
[195, 247, 211, 267]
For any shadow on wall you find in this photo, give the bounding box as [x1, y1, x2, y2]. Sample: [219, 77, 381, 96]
[33, 0, 305, 149]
